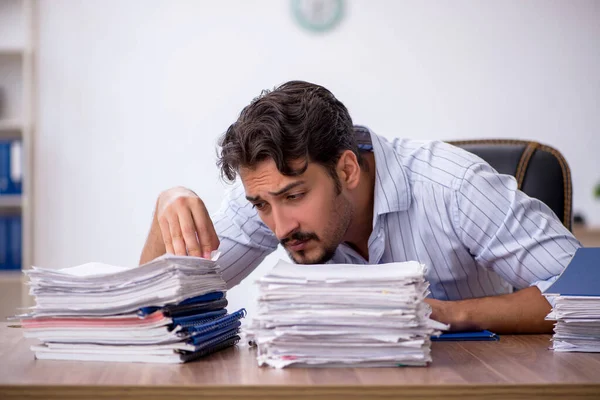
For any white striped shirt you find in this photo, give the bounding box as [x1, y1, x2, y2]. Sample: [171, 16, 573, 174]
[212, 128, 581, 300]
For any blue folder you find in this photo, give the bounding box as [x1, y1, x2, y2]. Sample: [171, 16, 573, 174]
[179, 335, 240, 363]
[543, 248, 600, 296]
[138, 291, 226, 317]
[432, 330, 499, 341]
[188, 321, 242, 345]
[135, 294, 245, 363]
[184, 309, 246, 334]
[173, 308, 246, 362]
[172, 309, 227, 327]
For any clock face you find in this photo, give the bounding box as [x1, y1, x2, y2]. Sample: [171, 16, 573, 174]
[291, 0, 345, 33]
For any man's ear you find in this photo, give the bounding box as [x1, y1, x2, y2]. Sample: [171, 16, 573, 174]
[336, 150, 361, 190]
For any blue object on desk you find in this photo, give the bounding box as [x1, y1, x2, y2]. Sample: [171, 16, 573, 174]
[432, 330, 499, 341]
[137, 291, 227, 317]
[543, 248, 600, 296]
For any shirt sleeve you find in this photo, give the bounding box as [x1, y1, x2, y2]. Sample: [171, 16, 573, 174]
[211, 182, 279, 289]
[452, 162, 581, 295]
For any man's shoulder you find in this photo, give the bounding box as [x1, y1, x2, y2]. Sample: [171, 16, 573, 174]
[384, 136, 486, 190]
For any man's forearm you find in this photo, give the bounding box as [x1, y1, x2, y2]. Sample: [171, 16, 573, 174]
[427, 286, 554, 334]
[139, 210, 166, 265]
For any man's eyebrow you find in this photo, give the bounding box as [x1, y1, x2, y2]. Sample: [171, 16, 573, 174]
[269, 181, 306, 196]
[245, 181, 306, 202]
[245, 194, 261, 202]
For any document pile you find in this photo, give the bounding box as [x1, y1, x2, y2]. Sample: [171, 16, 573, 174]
[16, 254, 245, 363]
[246, 260, 448, 368]
[544, 248, 600, 353]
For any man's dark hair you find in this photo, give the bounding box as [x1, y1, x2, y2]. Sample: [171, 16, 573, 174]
[217, 80, 364, 192]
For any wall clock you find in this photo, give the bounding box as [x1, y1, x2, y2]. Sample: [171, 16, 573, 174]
[291, 0, 345, 33]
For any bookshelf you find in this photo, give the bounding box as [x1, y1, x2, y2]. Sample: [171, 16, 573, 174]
[0, 119, 23, 132]
[0, 0, 34, 275]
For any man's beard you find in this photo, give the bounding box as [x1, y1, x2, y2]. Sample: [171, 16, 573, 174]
[281, 193, 353, 264]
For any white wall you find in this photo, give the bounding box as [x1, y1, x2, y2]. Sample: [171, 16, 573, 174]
[35, 0, 600, 317]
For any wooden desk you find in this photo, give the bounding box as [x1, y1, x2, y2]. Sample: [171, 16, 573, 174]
[1, 324, 599, 399]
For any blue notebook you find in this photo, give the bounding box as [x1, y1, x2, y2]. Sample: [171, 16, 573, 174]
[543, 248, 600, 296]
[432, 330, 499, 341]
[138, 291, 226, 317]
[179, 335, 241, 363]
[184, 309, 247, 334]
[174, 307, 246, 362]
[172, 309, 228, 327]
[188, 322, 242, 345]
[190, 325, 241, 350]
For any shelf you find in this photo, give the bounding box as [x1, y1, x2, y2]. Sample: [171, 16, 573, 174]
[0, 119, 22, 131]
[0, 120, 23, 140]
[0, 194, 22, 208]
[0, 0, 33, 281]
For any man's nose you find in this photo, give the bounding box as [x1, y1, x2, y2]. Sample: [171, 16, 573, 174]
[272, 207, 299, 241]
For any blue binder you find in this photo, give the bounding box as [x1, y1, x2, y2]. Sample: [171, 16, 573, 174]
[0, 140, 22, 195]
[179, 335, 241, 363]
[0, 216, 7, 268]
[172, 309, 228, 327]
[9, 216, 21, 269]
[543, 248, 600, 296]
[188, 321, 242, 345]
[138, 291, 226, 317]
[0, 142, 10, 194]
[177, 309, 246, 361]
[0, 215, 21, 270]
[184, 309, 246, 335]
[136, 294, 246, 363]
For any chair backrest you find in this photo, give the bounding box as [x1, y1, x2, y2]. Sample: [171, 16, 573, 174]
[448, 139, 572, 231]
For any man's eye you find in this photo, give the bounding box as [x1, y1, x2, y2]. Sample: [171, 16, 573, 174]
[253, 202, 267, 210]
[287, 193, 304, 201]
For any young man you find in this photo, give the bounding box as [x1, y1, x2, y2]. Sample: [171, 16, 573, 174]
[140, 80, 581, 333]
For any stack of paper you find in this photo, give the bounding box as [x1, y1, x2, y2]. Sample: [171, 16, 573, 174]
[544, 248, 600, 353]
[16, 254, 245, 363]
[246, 260, 448, 368]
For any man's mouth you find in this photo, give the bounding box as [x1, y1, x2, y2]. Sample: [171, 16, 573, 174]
[286, 239, 310, 251]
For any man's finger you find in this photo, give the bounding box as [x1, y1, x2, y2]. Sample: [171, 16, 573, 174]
[167, 213, 187, 256]
[178, 209, 202, 257]
[158, 216, 175, 255]
[191, 203, 220, 259]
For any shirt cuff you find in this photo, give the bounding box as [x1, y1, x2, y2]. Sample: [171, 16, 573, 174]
[530, 275, 560, 308]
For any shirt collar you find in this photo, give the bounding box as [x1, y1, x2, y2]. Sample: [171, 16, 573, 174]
[364, 127, 411, 217]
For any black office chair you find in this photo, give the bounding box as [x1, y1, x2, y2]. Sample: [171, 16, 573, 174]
[448, 139, 573, 231]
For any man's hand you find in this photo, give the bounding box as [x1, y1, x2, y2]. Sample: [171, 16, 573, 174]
[425, 298, 474, 332]
[424, 286, 555, 334]
[156, 187, 220, 258]
[139, 187, 220, 264]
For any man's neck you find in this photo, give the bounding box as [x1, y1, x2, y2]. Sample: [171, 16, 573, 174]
[342, 152, 376, 261]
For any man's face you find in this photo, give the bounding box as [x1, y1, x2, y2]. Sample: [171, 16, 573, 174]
[240, 159, 353, 264]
